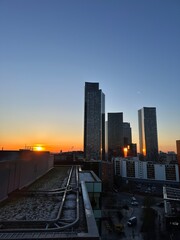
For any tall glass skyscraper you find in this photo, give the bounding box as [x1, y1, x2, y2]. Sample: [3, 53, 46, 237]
[176, 140, 180, 168]
[84, 82, 105, 160]
[123, 122, 132, 146]
[107, 113, 133, 160]
[108, 112, 123, 160]
[138, 107, 158, 161]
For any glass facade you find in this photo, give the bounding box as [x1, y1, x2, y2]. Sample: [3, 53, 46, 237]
[107, 112, 123, 160]
[138, 107, 158, 161]
[176, 140, 180, 167]
[147, 163, 155, 179]
[84, 82, 105, 160]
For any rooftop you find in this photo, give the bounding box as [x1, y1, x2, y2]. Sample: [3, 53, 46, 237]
[79, 171, 101, 182]
[0, 166, 100, 239]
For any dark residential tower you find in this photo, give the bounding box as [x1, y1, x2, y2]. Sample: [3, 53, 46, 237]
[176, 140, 180, 172]
[84, 82, 105, 160]
[138, 107, 158, 161]
[123, 122, 132, 146]
[108, 112, 124, 160]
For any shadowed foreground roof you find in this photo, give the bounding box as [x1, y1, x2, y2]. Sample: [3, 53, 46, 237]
[0, 166, 100, 239]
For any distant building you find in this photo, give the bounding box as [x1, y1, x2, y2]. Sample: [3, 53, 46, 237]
[159, 151, 177, 164]
[123, 122, 132, 146]
[138, 107, 159, 161]
[127, 143, 137, 157]
[114, 157, 179, 183]
[54, 151, 84, 164]
[177, 140, 180, 168]
[122, 123, 137, 157]
[105, 121, 108, 160]
[107, 113, 135, 160]
[166, 152, 177, 163]
[163, 186, 180, 231]
[84, 82, 105, 160]
[107, 112, 123, 160]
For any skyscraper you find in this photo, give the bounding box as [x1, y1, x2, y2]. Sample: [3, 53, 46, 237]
[123, 122, 132, 146]
[108, 112, 123, 160]
[138, 107, 158, 161]
[84, 82, 105, 160]
[176, 140, 180, 168]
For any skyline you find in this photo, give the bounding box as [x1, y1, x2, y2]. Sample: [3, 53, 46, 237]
[1, 0, 180, 153]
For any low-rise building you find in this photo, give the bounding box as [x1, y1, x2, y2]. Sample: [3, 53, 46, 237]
[114, 157, 179, 184]
[163, 186, 180, 231]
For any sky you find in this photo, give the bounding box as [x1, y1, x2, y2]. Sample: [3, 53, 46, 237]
[0, 0, 180, 153]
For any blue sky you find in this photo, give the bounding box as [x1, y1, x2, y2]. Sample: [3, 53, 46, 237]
[0, 0, 180, 152]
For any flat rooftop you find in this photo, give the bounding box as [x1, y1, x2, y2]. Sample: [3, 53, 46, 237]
[79, 171, 101, 182]
[0, 166, 99, 239]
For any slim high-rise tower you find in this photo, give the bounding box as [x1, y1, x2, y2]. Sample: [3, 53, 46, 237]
[176, 140, 180, 168]
[84, 82, 105, 160]
[108, 112, 123, 160]
[138, 107, 158, 161]
[123, 122, 132, 146]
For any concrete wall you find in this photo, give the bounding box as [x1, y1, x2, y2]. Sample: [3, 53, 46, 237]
[0, 161, 10, 201]
[154, 164, 165, 181]
[0, 150, 53, 202]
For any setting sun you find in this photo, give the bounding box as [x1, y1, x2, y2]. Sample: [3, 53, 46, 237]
[33, 146, 45, 151]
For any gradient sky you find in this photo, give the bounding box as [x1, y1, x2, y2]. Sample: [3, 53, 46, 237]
[0, 0, 180, 153]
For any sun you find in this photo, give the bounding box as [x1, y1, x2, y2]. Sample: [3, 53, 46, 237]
[33, 145, 45, 151]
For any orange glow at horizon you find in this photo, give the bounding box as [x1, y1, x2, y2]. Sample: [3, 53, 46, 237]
[0, 141, 83, 153]
[1, 138, 177, 154]
[33, 145, 45, 151]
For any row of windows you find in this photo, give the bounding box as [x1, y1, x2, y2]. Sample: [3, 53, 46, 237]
[116, 162, 177, 181]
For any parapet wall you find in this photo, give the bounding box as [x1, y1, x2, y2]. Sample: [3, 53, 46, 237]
[0, 150, 54, 202]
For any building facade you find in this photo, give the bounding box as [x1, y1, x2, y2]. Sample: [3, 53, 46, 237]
[123, 122, 132, 146]
[107, 112, 123, 160]
[114, 157, 179, 183]
[84, 82, 105, 160]
[177, 140, 180, 166]
[163, 186, 180, 232]
[107, 113, 134, 160]
[138, 107, 158, 161]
